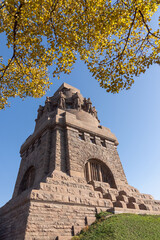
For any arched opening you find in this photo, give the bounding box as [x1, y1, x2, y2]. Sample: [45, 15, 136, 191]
[84, 159, 116, 188]
[18, 166, 35, 195]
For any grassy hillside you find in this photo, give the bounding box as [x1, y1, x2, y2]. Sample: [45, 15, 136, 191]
[71, 212, 160, 240]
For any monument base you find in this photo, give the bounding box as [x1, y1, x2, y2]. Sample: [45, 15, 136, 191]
[1, 170, 160, 240]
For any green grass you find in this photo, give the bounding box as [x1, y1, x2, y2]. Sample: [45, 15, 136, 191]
[71, 212, 160, 240]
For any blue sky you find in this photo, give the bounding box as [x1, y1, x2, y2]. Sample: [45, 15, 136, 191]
[0, 9, 160, 207]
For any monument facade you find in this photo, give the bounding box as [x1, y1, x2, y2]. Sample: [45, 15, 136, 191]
[0, 83, 160, 240]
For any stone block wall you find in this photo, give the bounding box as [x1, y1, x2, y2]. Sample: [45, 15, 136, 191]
[0, 193, 30, 240]
[66, 126, 127, 186]
[1, 170, 160, 240]
[13, 129, 51, 198]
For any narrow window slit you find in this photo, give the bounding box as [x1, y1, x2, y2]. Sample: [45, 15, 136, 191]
[78, 132, 85, 140]
[90, 136, 95, 144]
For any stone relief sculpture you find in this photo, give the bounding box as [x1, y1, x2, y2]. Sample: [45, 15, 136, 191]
[37, 86, 99, 122]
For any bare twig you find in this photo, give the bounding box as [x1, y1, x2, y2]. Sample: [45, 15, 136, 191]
[135, 32, 149, 54]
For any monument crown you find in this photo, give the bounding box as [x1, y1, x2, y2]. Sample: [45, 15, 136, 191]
[36, 82, 99, 127]
[0, 83, 160, 240]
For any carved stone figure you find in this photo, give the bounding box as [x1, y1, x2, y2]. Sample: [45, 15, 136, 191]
[73, 92, 81, 110]
[45, 97, 52, 112]
[91, 106, 98, 119]
[83, 98, 87, 111]
[86, 98, 92, 113]
[58, 91, 65, 109]
[37, 105, 44, 119]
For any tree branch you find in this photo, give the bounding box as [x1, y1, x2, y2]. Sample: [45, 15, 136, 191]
[0, 3, 23, 80]
[139, 10, 160, 40]
[119, 8, 137, 58]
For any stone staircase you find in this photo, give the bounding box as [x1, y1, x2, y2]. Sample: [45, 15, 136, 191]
[1, 171, 159, 240]
[90, 180, 160, 214]
[25, 171, 111, 239]
[27, 171, 160, 239]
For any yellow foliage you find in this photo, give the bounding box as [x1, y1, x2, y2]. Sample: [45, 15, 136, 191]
[0, 0, 160, 108]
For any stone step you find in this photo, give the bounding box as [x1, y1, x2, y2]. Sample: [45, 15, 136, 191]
[30, 189, 113, 208]
[103, 193, 117, 201]
[45, 178, 93, 191]
[113, 201, 127, 208]
[116, 195, 128, 203]
[126, 202, 139, 210]
[111, 207, 160, 215]
[39, 182, 102, 199]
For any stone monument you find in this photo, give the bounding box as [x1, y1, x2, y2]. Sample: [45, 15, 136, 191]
[0, 83, 160, 240]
